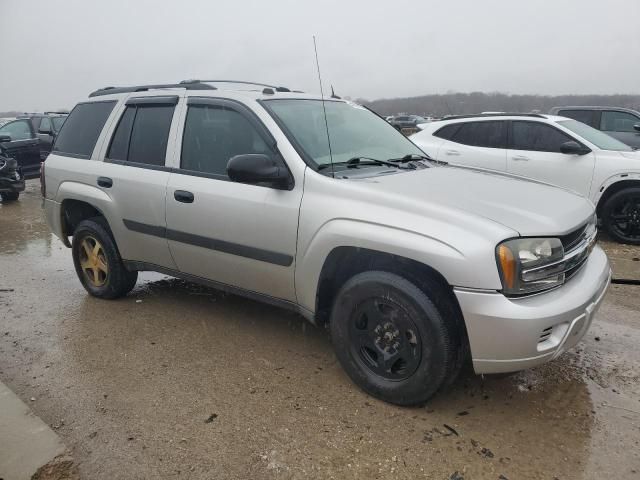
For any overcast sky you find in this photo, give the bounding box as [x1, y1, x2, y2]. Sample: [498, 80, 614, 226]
[2, 0, 639, 111]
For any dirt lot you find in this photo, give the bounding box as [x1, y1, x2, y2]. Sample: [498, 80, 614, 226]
[1, 181, 639, 479]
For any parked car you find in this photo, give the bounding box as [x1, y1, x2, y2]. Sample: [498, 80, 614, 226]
[0, 118, 41, 178]
[412, 113, 640, 244]
[390, 115, 426, 131]
[43, 81, 610, 405]
[19, 112, 68, 160]
[549, 106, 640, 149]
[0, 144, 25, 202]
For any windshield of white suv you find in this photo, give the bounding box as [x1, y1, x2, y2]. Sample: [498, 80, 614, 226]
[263, 99, 425, 169]
[557, 119, 632, 151]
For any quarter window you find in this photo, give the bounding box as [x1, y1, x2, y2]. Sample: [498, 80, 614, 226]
[52, 101, 116, 158]
[181, 104, 270, 176]
[0, 120, 33, 141]
[600, 111, 639, 133]
[107, 104, 175, 166]
[451, 121, 505, 148]
[511, 121, 573, 153]
[433, 123, 461, 140]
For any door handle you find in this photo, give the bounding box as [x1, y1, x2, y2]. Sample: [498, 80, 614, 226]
[512, 155, 530, 161]
[97, 177, 113, 188]
[445, 150, 460, 156]
[174, 190, 194, 203]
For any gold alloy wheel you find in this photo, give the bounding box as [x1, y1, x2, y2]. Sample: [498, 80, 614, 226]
[79, 236, 108, 287]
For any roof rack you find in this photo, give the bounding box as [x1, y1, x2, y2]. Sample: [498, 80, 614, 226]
[88, 82, 217, 98]
[44, 111, 69, 115]
[180, 79, 292, 93]
[441, 113, 546, 120]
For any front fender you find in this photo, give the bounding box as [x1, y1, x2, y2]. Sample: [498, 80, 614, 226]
[593, 171, 640, 206]
[295, 218, 502, 313]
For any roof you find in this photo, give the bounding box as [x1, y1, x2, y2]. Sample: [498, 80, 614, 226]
[550, 106, 640, 114]
[423, 113, 577, 128]
[87, 80, 319, 101]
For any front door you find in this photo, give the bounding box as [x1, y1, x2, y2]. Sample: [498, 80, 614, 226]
[599, 110, 640, 149]
[506, 120, 595, 197]
[0, 119, 40, 177]
[165, 98, 301, 302]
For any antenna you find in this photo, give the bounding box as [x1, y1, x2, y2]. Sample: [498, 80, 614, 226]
[313, 35, 335, 177]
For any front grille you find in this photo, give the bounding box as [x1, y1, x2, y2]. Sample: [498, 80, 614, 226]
[559, 223, 588, 252]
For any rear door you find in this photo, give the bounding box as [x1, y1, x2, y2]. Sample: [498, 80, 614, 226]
[438, 120, 508, 171]
[506, 120, 595, 196]
[0, 119, 40, 177]
[599, 110, 640, 149]
[165, 97, 301, 302]
[98, 96, 179, 269]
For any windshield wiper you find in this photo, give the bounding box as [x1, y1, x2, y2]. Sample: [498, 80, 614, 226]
[318, 157, 414, 170]
[388, 153, 448, 166]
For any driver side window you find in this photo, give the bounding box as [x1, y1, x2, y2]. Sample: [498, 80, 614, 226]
[511, 121, 573, 153]
[0, 120, 33, 141]
[180, 104, 270, 177]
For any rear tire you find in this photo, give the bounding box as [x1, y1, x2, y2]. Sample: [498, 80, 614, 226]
[1, 192, 19, 202]
[72, 217, 138, 299]
[330, 271, 459, 406]
[601, 187, 640, 245]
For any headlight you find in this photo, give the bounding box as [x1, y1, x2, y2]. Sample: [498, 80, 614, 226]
[496, 237, 565, 296]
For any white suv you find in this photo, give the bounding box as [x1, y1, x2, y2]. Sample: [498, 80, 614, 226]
[412, 113, 640, 244]
[43, 82, 610, 405]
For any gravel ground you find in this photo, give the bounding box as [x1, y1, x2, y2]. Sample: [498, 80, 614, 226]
[0, 181, 639, 479]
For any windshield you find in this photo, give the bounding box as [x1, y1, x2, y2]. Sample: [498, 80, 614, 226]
[557, 119, 632, 151]
[51, 116, 67, 132]
[264, 99, 425, 168]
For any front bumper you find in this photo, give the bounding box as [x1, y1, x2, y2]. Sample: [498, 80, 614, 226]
[455, 245, 611, 374]
[0, 176, 25, 194]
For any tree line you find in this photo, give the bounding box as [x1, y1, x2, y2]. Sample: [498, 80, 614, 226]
[357, 92, 640, 117]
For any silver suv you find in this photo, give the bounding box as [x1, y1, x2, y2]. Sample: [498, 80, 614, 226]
[43, 80, 611, 405]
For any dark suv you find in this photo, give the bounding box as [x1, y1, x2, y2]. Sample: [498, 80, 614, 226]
[550, 106, 640, 149]
[0, 118, 41, 178]
[20, 112, 68, 160]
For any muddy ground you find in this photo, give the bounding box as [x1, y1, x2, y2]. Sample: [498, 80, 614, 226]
[1, 181, 639, 479]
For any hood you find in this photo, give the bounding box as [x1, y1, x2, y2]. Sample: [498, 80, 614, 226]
[353, 166, 594, 236]
[616, 150, 640, 160]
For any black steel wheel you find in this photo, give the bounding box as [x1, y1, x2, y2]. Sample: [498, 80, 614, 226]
[602, 187, 640, 245]
[330, 271, 459, 405]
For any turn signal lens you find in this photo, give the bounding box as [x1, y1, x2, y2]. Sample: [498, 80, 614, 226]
[498, 244, 516, 289]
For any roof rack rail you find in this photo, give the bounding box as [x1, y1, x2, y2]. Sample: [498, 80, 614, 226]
[441, 112, 546, 120]
[180, 79, 292, 93]
[88, 82, 217, 98]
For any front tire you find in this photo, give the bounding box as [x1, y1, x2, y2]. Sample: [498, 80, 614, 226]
[72, 218, 138, 299]
[601, 187, 640, 245]
[330, 271, 459, 405]
[1, 192, 19, 202]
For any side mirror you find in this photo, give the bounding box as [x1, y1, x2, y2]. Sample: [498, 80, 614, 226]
[560, 141, 590, 155]
[227, 154, 292, 189]
[38, 126, 53, 135]
[633, 124, 640, 132]
[0, 135, 11, 143]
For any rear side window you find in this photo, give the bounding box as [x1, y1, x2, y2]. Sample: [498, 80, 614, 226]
[451, 121, 505, 148]
[52, 101, 116, 158]
[511, 121, 573, 153]
[181, 104, 270, 177]
[39, 117, 52, 132]
[107, 104, 175, 166]
[433, 123, 461, 140]
[600, 111, 639, 132]
[558, 110, 595, 126]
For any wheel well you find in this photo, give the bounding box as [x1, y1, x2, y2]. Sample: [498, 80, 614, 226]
[596, 179, 640, 216]
[60, 199, 104, 244]
[315, 247, 469, 346]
